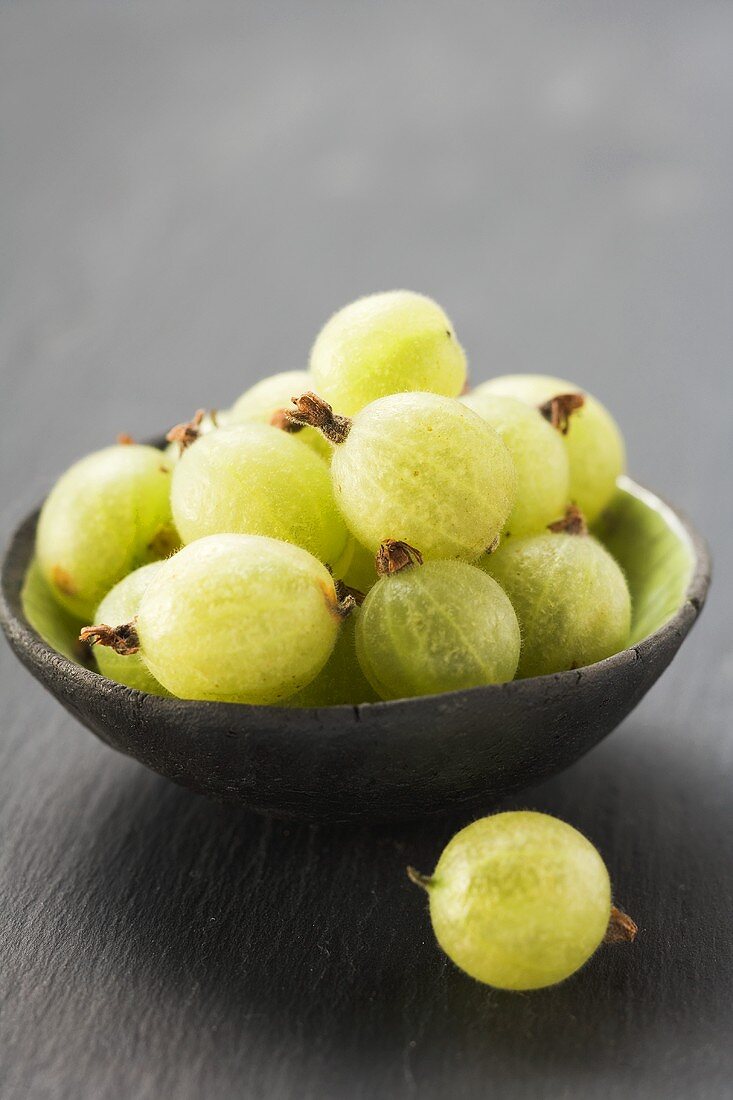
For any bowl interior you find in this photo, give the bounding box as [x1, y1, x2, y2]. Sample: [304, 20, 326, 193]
[592, 476, 696, 645]
[20, 475, 696, 683]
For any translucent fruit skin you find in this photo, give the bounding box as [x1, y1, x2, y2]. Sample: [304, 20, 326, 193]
[136, 534, 341, 704]
[332, 393, 516, 561]
[310, 290, 467, 415]
[356, 560, 520, 700]
[483, 531, 631, 677]
[426, 812, 612, 990]
[92, 563, 170, 696]
[229, 371, 331, 460]
[286, 610, 379, 706]
[481, 374, 625, 522]
[333, 536, 379, 597]
[171, 423, 348, 567]
[461, 390, 570, 536]
[36, 444, 177, 620]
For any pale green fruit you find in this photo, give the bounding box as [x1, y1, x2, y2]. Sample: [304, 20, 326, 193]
[482, 526, 631, 677]
[461, 390, 570, 537]
[136, 534, 343, 704]
[92, 563, 170, 695]
[332, 536, 378, 597]
[481, 374, 625, 522]
[323, 392, 516, 561]
[36, 444, 178, 620]
[229, 371, 331, 459]
[356, 558, 520, 700]
[414, 811, 613, 990]
[286, 610, 378, 706]
[310, 290, 467, 415]
[170, 423, 348, 566]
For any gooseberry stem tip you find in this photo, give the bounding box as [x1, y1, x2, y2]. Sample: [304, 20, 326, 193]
[406, 866, 434, 891]
[286, 392, 352, 445]
[605, 905, 638, 944]
[376, 540, 424, 576]
[79, 621, 140, 656]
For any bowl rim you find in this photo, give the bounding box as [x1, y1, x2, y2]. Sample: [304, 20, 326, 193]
[0, 475, 711, 724]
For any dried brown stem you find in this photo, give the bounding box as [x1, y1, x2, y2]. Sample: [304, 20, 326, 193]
[604, 905, 638, 944]
[286, 392, 352, 445]
[334, 578, 366, 607]
[376, 540, 424, 576]
[322, 579, 357, 621]
[406, 866, 435, 891]
[116, 433, 135, 446]
[335, 592, 357, 619]
[166, 409, 208, 452]
[539, 392, 585, 434]
[547, 505, 588, 536]
[79, 622, 140, 655]
[270, 407, 304, 433]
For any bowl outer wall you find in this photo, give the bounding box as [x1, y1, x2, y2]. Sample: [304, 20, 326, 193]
[0, 481, 711, 822]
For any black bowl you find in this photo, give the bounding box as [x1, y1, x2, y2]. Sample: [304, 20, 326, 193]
[1, 477, 710, 822]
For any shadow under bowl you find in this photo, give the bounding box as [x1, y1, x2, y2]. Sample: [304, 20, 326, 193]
[0, 477, 710, 822]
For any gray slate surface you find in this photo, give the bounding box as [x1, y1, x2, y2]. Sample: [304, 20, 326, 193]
[1, 3, 731, 1098]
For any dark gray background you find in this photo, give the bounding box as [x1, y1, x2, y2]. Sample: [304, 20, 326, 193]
[1, 3, 731, 1098]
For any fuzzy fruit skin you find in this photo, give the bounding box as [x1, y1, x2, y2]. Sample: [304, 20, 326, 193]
[425, 811, 612, 990]
[171, 423, 348, 567]
[482, 530, 631, 677]
[461, 390, 570, 536]
[332, 392, 516, 561]
[356, 560, 520, 700]
[36, 444, 177, 620]
[229, 370, 331, 460]
[286, 610, 378, 706]
[310, 290, 467, 415]
[92, 563, 170, 696]
[136, 535, 341, 704]
[481, 374, 625, 523]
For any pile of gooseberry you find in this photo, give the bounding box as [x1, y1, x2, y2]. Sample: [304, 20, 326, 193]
[34, 289, 639, 990]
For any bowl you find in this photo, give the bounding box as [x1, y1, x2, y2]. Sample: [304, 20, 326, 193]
[0, 476, 710, 823]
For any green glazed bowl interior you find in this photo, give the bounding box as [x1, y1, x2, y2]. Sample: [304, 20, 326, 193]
[591, 477, 698, 645]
